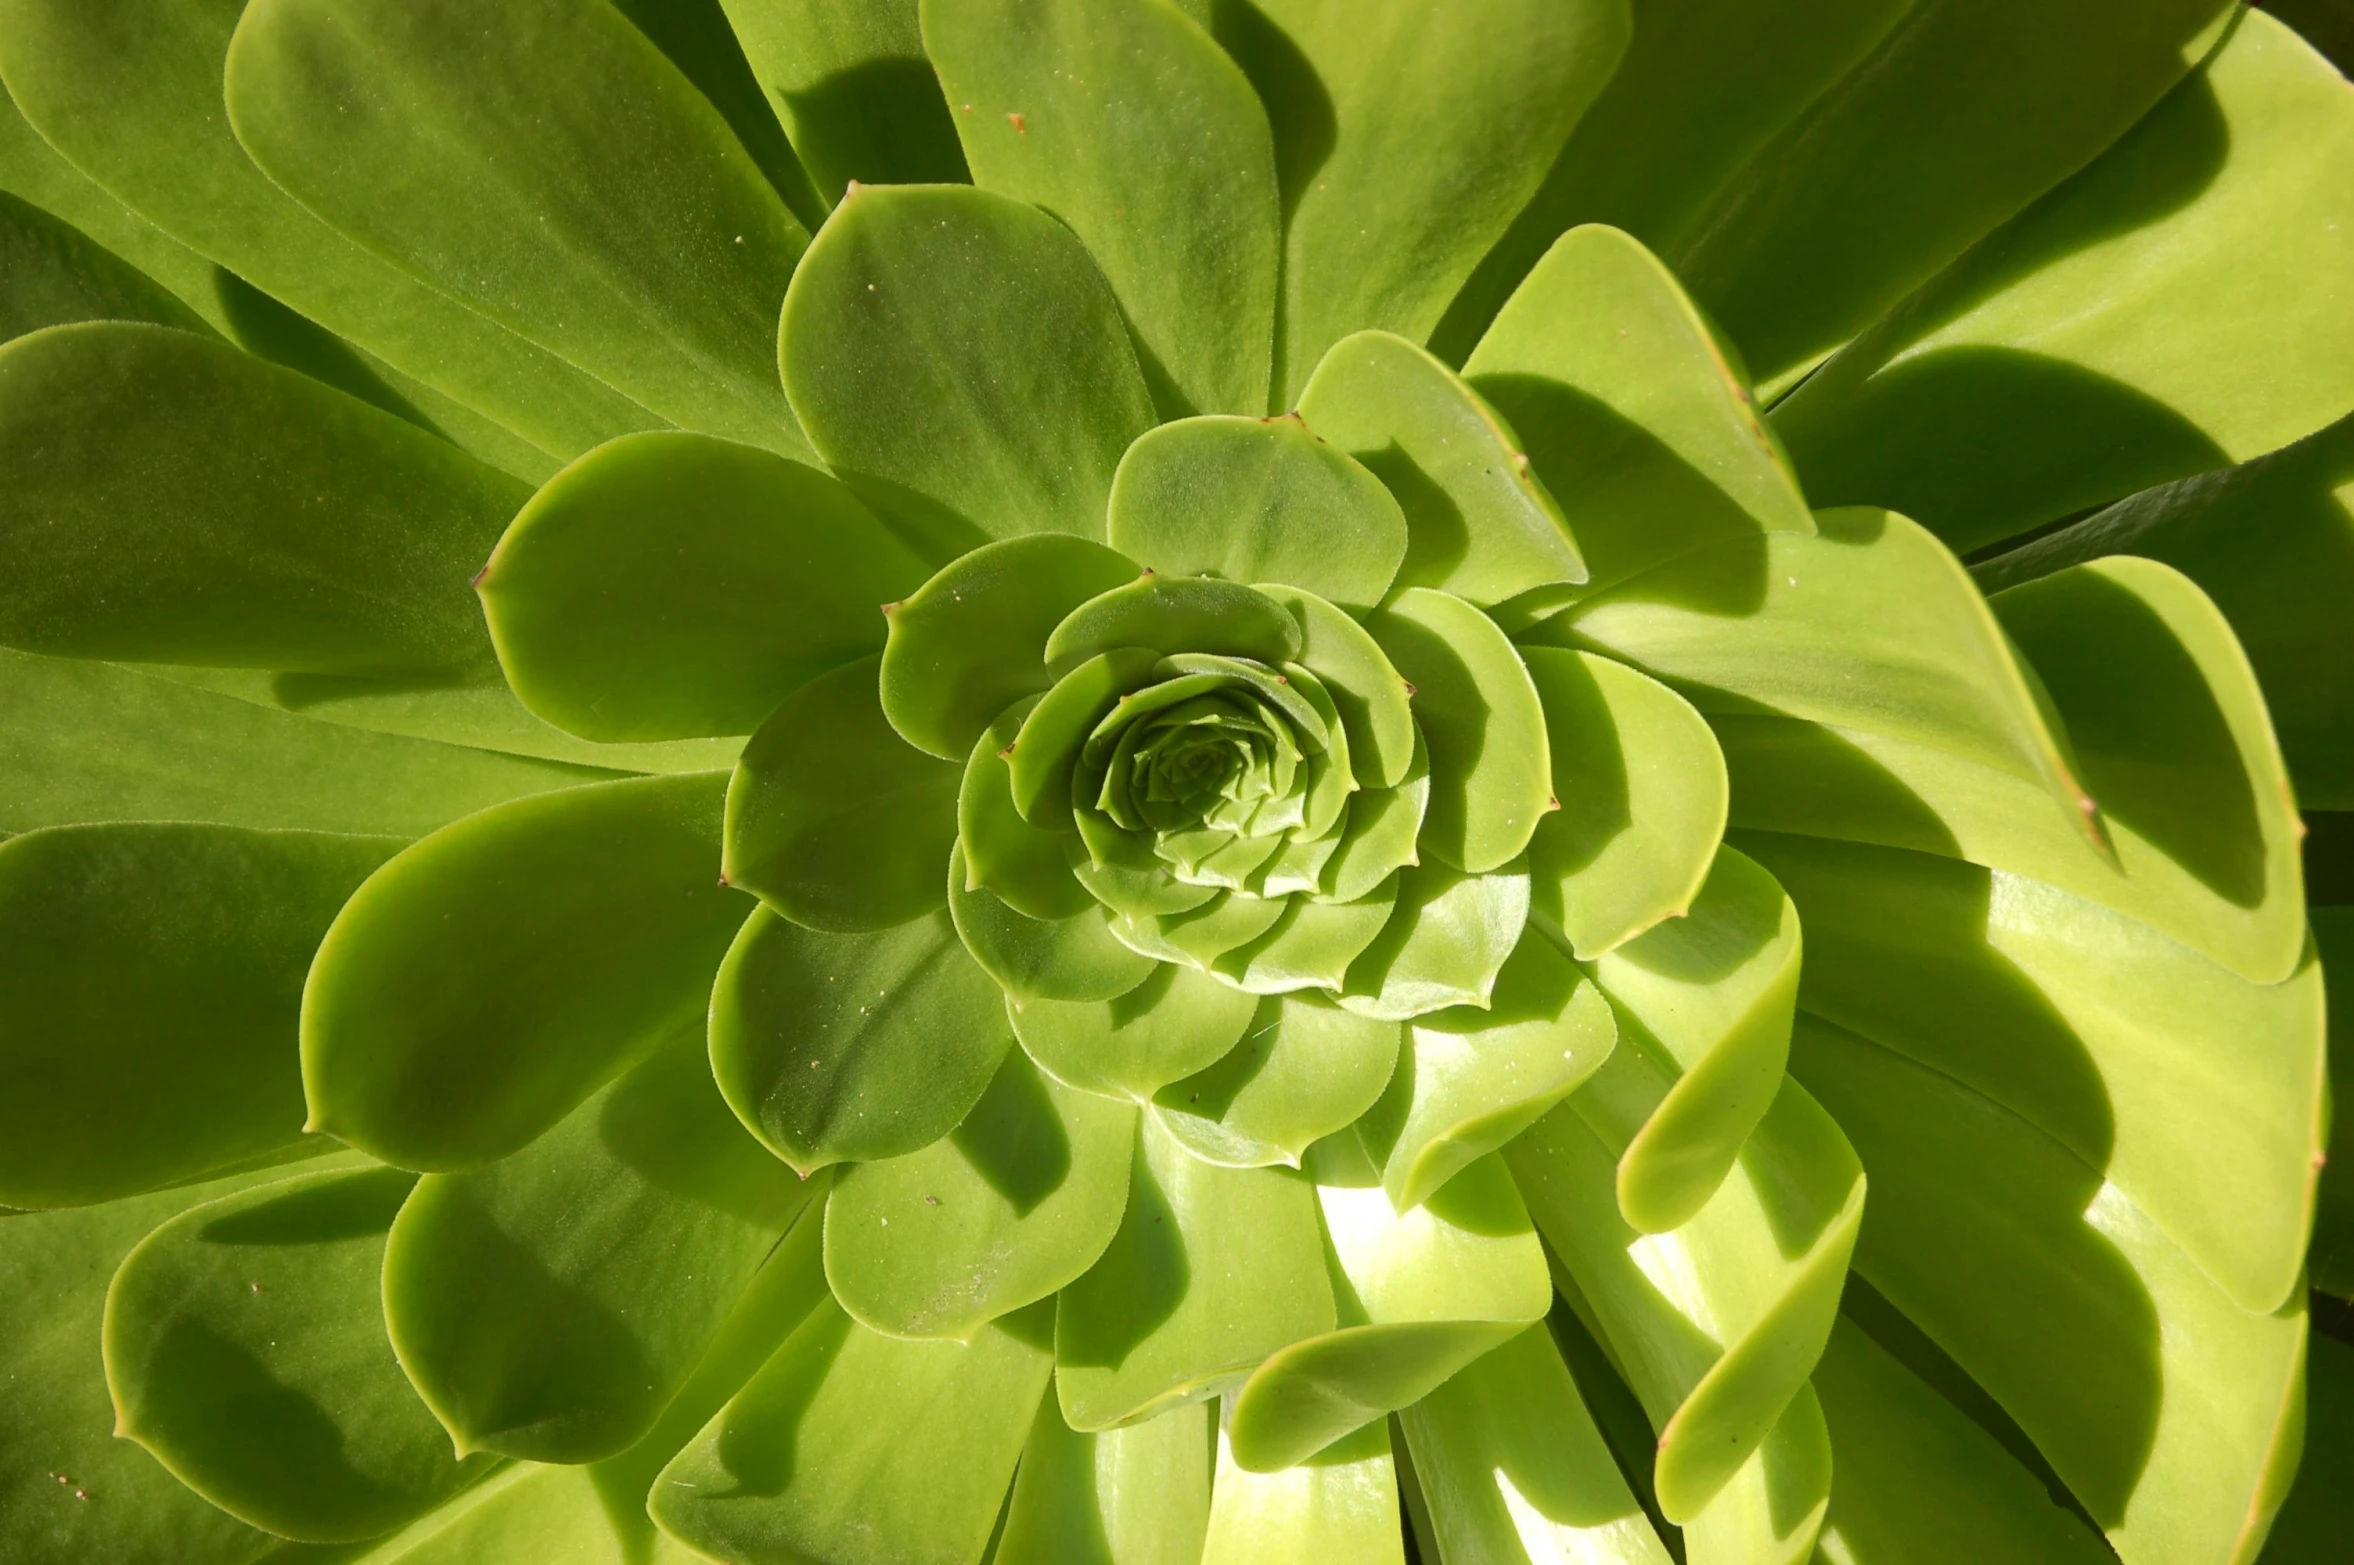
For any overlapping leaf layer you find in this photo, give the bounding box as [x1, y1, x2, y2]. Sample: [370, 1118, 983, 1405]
[0, 3, 2348, 1565]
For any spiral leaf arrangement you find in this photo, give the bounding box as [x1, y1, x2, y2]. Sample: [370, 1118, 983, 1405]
[1, 3, 2351, 1565]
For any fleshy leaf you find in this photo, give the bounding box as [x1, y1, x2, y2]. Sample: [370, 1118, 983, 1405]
[1746, 830, 2325, 1316]
[1579, 845, 1802, 1234]
[1222, 0, 1629, 401]
[1366, 588, 1550, 873]
[1789, 1015, 2305, 1565]
[651, 1296, 1051, 1565]
[1108, 415, 1407, 614]
[1675, 0, 2235, 396]
[478, 432, 927, 742]
[2313, 907, 2354, 1302]
[0, 0, 660, 466]
[826, 1048, 1136, 1340]
[0, 323, 525, 676]
[226, 0, 812, 456]
[1358, 934, 1616, 1211]
[1771, 9, 2354, 553]
[1260, 584, 1417, 791]
[1510, 1079, 1866, 1522]
[1009, 648, 1165, 828]
[996, 1396, 1214, 1565]
[104, 1166, 496, 1542]
[1046, 574, 1303, 666]
[1523, 647, 1727, 959]
[1218, 882, 1400, 995]
[1464, 224, 1812, 599]
[1340, 862, 1530, 1020]
[1320, 747, 1434, 905]
[0, 1158, 362, 1565]
[1009, 961, 1259, 1103]
[880, 532, 1140, 759]
[1971, 408, 2354, 812]
[1226, 1149, 1550, 1471]
[1397, 1321, 1674, 1564]
[714, 0, 968, 201]
[965, 696, 1098, 918]
[1538, 507, 2099, 852]
[925, 0, 1279, 418]
[708, 906, 1010, 1173]
[1057, 1115, 1336, 1430]
[381, 1026, 816, 1463]
[951, 841, 1162, 1001]
[724, 655, 960, 931]
[1152, 994, 1401, 1169]
[0, 824, 394, 1210]
[1812, 1316, 2113, 1565]
[1297, 330, 1585, 616]
[303, 773, 746, 1172]
[0, 651, 607, 838]
[1200, 1408, 1404, 1564]
[781, 182, 1155, 556]
[0, 187, 210, 342]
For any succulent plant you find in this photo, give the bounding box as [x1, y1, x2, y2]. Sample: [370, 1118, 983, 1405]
[2, 2, 2352, 1564]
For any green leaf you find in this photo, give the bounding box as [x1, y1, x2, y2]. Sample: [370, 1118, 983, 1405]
[1745, 831, 2325, 1316]
[0, 188, 210, 343]
[1397, 1321, 1673, 1565]
[1009, 961, 1259, 1102]
[0, 323, 525, 676]
[226, 0, 811, 458]
[1217, 882, 1400, 995]
[303, 773, 745, 1172]
[0, 0, 661, 465]
[0, 651, 609, 838]
[781, 182, 1155, 555]
[1789, 1016, 2305, 1565]
[1677, 0, 2235, 397]
[996, 1396, 1214, 1565]
[1677, 1387, 1834, 1565]
[651, 1296, 1051, 1565]
[1811, 1316, 2113, 1565]
[381, 1026, 816, 1463]
[1009, 649, 1165, 829]
[1116, 892, 1292, 973]
[1200, 1409, 1403, 1565]
[826, 1048, 1136, 1340]
[724, 655, 960, 930]
[881, 532, 1140, 759]
[1523, 647, 1727, 960]
[965, 697, 1098, 919]
[714, 0, 969, 202]
[1773, 11, 2354, 554]
[1152, 994, 1400, 1169]
[1365, 588, 1550, 873]
[1341, 862, 1530, 1020]
[1319, 748, 1433, 905]
[0, 824, 394, 1210]
[1217, 0, 1628, 401]
[1057, 1115, 1336, 1429]
[925, 0, 1279, 419]
[1259, 585, 1416, 791]
[1712, 549, 2306, 988]
[1971, 409, 2354, 812]
[479, 432, 927, 742]
[951, 841, 1162, 1001]
[1226, 1150, 1549, 1470]
[708, 906, 1010, 1174]
[1108, 415, 1407, 614]
[0, 1159, 359, 1565]
[1046, 575, 1304, 666]
[1509, 1079, 1866, 1523]
[1358, 934, 1616, 1211]
[1436, 0, 1914, 351]
[2263, 1328, 2354, 1563]
[2311, 907, 2354, 1302]
[1540, 507, 2099, 851]
[1579, 846, 1801, 1234]
[104, 1165, 496, 1542]
[1297, 330, 1584, 616]
[1463, 224, 1813, 599]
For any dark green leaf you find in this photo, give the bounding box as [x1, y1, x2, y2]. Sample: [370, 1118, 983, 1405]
[0, 188, 209, 343]
[480, 432, 926, 742]
[303, 773, 746, 1171]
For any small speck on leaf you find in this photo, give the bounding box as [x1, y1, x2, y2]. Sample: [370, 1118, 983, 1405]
[1008, 112, 1027, 132]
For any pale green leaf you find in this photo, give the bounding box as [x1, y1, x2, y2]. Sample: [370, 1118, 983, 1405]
[1152, 994, 1400, 1169]
[1341, 862, 1530, 1020]
[951, 841, 1160, 1002]
[1200, 1408, 1403, 1565]
[1010, 961, 1259, 1103]
[996, 1396, 1213, 1565]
